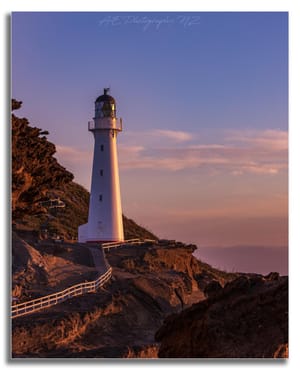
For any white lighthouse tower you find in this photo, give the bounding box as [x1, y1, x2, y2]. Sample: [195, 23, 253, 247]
[78, 88, 124, 243]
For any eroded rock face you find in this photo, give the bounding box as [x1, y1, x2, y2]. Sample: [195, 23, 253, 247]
[12, 100, 73, 218]
[156, 275, 288, 358]
[12, 242, 236, 358]
[12, 240, 288, 359]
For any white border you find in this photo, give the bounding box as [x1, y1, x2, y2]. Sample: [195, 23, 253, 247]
[1, 1, 299, 369]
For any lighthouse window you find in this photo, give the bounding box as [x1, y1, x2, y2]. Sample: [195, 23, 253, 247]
[100, 170, 103, 176]
[100, 144, 104, 151]
[99, 194, 103, 202]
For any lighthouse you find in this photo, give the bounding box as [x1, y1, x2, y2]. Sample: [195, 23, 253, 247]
[78, 88, 124, 243]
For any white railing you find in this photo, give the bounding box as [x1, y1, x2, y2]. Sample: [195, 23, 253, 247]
[102, 238, 140, 250]
[11, 238, 157, 318]
[102, 238, 157, 251]
[11, 267, 112, 319]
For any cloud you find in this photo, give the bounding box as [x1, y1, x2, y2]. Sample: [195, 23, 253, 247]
[226, 129, 288, 151]
[119, 128, 288, 175]
[54, 129, 287, 177]
[55, 145, 92, 163]
[152, 129, 193, 142]
[120, 152, 230, 171]
[54, 145, 93, 189]
[118, 145, 145, 155]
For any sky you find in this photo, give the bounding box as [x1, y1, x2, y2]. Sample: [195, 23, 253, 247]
[12, 12, 288, 274]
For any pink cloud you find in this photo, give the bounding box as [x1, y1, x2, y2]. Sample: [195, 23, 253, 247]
[55, 145, 92, 163]
[152, 129, 193, 142]
[54, 129, 288, 179]
[119, 128, 288, 175]
[226, 129, 288, 151]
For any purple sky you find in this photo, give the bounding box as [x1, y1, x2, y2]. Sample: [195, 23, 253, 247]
[12, 12, 288, 274]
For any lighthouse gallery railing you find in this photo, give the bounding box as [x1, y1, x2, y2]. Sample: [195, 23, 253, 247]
[88, 118, 122, 131]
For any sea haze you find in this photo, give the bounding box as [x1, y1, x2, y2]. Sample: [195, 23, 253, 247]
[193, 245, 288, 276]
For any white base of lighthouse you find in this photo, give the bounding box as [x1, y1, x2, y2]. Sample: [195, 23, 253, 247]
[78, 222, 123, 243]
[78, 123, 124, 244]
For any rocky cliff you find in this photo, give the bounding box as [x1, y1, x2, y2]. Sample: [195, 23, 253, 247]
[12, 99, 73, 219]
[155, 273, 288, 358]
[12, 240, 237, 358]
[11, 99, 288, 359]
[12, 238, 288, 359]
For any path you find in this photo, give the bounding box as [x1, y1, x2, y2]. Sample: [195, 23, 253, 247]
[87, 246, 109, 275]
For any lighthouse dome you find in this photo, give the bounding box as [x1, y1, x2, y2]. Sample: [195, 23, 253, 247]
[95, 88, 116, 118]
[95, 88, 115, 104]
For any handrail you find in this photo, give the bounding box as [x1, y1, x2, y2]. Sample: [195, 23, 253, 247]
[102, 239, 141, 250]
[12, 267, 112, 318]
[12, 267, 111, 311]
[11, 238, 157, 318]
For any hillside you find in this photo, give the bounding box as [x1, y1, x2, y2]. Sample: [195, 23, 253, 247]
[11, 99, 157, 242]
[12, 99, 73, 219]
[11, 99, 288, 359]
[12, 241, 238, 357]
[11, 239, 288, 358]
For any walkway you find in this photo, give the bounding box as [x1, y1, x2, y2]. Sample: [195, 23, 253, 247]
[11, 239, 156, 318]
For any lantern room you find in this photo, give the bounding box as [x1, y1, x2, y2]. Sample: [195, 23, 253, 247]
[95, 88, 116, 118]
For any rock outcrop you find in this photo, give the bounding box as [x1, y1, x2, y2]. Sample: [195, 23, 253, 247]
[12, 241, 236, 358]
[11, 99, 288, 359]
[12, 99, 73, 219]
[155, 274, 288, 358]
